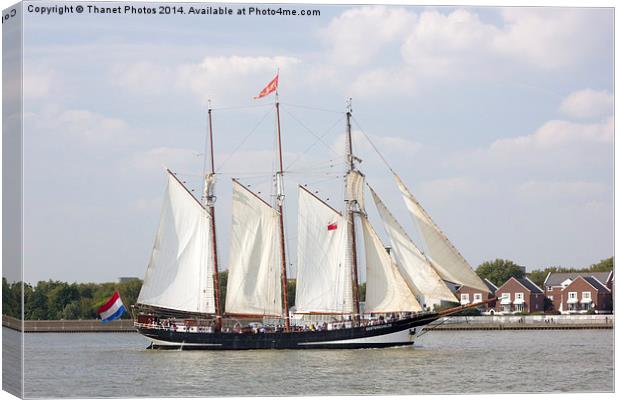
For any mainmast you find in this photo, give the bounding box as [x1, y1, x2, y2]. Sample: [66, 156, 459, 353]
[205, 102, 222, 331]
[275, 93, 291, 332]
[345, 99, 361, 323]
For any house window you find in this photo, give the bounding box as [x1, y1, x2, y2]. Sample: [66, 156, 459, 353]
[473, 293, 482, 303]
[582, 292, 591, 300]
[501, 293, 511, 301]
[460, 293, 470, 304]
[515, 303, 524, 312]
[515, 292, 524, 301]
[568, 292, 577, 300]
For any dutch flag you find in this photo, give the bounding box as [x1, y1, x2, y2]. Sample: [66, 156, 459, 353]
[98, 291, 126, 324]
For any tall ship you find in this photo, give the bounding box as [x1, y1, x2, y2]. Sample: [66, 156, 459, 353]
[133, 76, 491, 350]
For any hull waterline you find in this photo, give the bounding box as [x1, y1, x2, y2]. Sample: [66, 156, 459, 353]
[136, 314, 440, 350]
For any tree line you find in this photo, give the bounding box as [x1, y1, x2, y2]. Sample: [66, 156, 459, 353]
[2, 257, 611, 320]
[475, 257, 613, 289]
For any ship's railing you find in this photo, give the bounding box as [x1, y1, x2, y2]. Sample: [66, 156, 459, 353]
[135, 312, 430, 334]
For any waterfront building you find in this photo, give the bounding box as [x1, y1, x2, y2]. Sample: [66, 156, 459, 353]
[494, 277, 544, 314]
[455, 278, 497, 314]
[543, 272, 613, 313]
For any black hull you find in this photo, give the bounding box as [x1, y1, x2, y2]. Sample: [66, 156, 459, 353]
[136, 313, 440, 350]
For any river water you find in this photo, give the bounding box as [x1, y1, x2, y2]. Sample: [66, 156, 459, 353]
[18, 328, 613, 397]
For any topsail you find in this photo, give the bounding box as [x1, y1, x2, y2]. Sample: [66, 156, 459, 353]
[394, 174, 489, 293]
[137, 171, 215, 314]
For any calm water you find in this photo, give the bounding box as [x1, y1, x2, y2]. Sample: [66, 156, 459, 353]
[18, 328, 613, 398]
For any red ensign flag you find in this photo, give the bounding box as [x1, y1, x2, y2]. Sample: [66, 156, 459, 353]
[254, 74, 279, 99]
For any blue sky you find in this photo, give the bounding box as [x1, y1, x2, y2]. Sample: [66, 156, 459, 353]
[10, 2, 614, 283]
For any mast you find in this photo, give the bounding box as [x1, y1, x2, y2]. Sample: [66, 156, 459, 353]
[275, 93, 291, 332]
[206, 102, 222, 331]
[345, 99, 361, 323]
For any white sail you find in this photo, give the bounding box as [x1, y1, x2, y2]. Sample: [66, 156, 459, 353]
[361, 217, 422, 313]
[369, 186, 457, 307]
[394, 174, 489, 293]
[295, 187, 352, 314]
[225, 180, 281, 317]
[345, 170, 366, 211]
[138, 172, 215, 314]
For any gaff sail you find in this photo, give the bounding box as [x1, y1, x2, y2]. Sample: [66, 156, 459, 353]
[225, 180, 282, 317]
[294, 186, 352, 314]
[137, 171, 215, 314]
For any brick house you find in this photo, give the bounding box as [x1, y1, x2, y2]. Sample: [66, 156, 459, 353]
[455, 278, 497, 314]
[543, 272, 613, 313]
[557, 276, 612, 314]
[495, 277, 544, 314]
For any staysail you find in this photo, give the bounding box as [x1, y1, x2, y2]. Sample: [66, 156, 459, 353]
[394, 174, 489, 293]
[225, 180, 282, 317]
[295, 186, 352, 314]
[361, 217, 422, 313]
[137, 171, 215, 314]
[369, 186, 457, 307]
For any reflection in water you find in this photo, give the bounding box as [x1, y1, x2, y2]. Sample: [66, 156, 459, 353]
[22, 329, 613, 397]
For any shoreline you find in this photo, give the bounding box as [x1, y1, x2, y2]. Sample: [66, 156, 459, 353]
[3, 315, 614, 333]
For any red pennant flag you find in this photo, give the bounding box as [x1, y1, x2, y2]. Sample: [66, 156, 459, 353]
[254, 74, 279, 99]
[327, 222, 338, 231]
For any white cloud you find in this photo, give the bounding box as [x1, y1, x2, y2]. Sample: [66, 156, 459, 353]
[495, 8, 610, 71]
[24, 106, 136, 146]
[177, 55, 301, 104]
[490, 117, 613, 153]
[322, 6, 416, 66]
[112, 55, 301, 105]
[559, 89, 614, 119]
[349, 67, 416, 97]
[23, 67, 56, 100]
[112, 62, 173, 96]
[399, 8, 611, 80]
[401, 9, 500, 78]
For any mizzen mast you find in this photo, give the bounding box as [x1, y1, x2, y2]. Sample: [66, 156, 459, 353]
[345, 99, 361, 323]
[205, 101, 222, 331]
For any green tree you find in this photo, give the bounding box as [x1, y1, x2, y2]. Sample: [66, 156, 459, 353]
[589, 257, 613, 272]
[218, 270, 228, 312]
[286, 279, 296, 308]
[358, 282, 366, 302]
[62, 302, 81, 319]
[476, 259, 524, 287]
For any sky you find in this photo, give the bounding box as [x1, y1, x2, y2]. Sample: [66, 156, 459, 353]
[4, 2, 614, 283]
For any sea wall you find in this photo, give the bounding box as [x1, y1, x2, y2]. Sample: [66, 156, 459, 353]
[2, 315, 135, 332]
[430, 314, 614, 330]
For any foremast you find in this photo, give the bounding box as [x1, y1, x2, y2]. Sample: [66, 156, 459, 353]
[345, 100, 361, 323]
[275, 93, 291, 332]
[205, 103, 222, 331]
